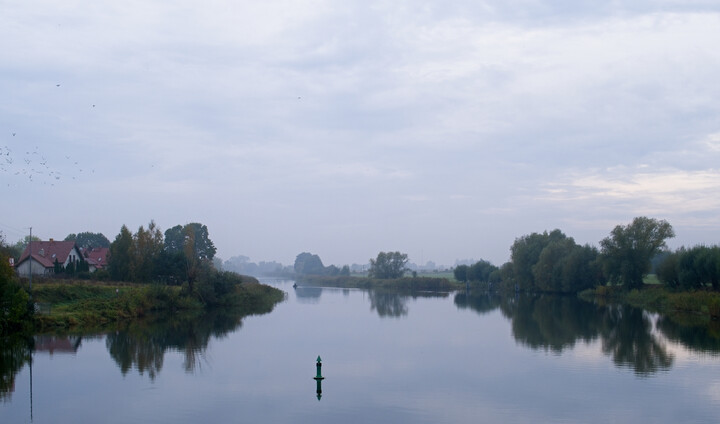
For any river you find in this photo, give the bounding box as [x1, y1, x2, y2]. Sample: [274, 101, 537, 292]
[2, 279, 720, 423]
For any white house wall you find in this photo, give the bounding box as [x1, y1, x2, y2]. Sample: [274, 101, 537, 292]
[15, 258, 51, 276]
[62, 247, 83, 267]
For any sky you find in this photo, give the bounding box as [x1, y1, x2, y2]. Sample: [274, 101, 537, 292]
[2, 0, 720, 268]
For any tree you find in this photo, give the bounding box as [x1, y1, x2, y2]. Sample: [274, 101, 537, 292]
[0, 238, 32, 335]
[454, 265, 469, 283]
[65, 232, 111, 249]
[511, 229, 567, 291]
[659, 245, 720, 291]
[600, 217, 675, 290]
[468, 260, 499, 282]
[164, 225, 185, 254]
[294, 252, 325, 275]
[109, 225, 134, 282]
[369, 251, 408, 279]
[164, 223, 216, 261]
[131, 221, 164, 283]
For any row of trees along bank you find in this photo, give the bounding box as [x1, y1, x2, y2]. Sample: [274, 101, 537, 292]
[456, 217, 688, 294]
[458, 216, 720, 295]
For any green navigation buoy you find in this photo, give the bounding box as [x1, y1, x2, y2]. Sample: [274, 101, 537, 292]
[314, 356, 324, 401]
[314, 356, 324, 381]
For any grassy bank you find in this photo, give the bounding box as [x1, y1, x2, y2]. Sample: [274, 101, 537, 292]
[296, 275, 461, 291]
[29, 277, 285, 332]
[580, 285, 720, 323]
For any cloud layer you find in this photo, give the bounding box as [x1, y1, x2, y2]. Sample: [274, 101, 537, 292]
[2, 1, 720, 266]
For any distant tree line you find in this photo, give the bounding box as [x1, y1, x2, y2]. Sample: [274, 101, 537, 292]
[223, 255, 293, 277]
[293, 252, 350, 277]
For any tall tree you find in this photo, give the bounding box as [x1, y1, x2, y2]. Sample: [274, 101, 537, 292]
[369, 251, 408, 279]
[164, 223, 216, 261]
[600, 217, 675, 290]
[131, 221, 164, 282]
[164, 225, 185, 254]
[109, 225, 134, 282]
[511, 229, 567, 291]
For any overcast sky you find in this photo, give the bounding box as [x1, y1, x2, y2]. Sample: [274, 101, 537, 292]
[2, 0, 720, 267]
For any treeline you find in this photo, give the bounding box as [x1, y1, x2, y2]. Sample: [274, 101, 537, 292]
[106, 221, 216, 286]
[656, 245, 720, 290]
[457, 217, 699, 294]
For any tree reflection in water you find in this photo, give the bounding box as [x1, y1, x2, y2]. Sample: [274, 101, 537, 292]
[0, 336, 32, 401]
[600, 305, 673, 376]
[106, 305, 274, 379]
[455, 291, 676, 376]
[369, 289, 449, 318]
[656, 315, 720, 356]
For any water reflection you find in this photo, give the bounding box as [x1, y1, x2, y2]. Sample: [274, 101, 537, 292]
[657, 316, 720, 356]
[0, 337, 32, 401]
[34, 335, 83, 355]
[369, 289, 449, 318]
[600, 305, 673, 375]
[106, 308, 254, 378]
[454, 291, 501, 315]
[455, 291, 676, 376]
[294, 287, 323, 303]
[502, 295, 600, 353]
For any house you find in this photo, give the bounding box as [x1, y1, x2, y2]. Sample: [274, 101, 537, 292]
[82, 247, 110, 272]
[15, 239, 84, 276]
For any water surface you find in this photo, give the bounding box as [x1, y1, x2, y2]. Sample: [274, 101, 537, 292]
[2, 280, 720, 423]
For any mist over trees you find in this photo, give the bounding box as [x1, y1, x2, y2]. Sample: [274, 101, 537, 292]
[293, 252, 350, 277]
[223, 256, 293, 277]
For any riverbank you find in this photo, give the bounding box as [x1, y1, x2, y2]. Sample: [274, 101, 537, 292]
[29, 276, 285, 332]
[580, 285, 720, 324]
[296, 275, 461, 291]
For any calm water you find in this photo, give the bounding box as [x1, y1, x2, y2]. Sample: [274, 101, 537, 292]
[3, 280, 720, 423]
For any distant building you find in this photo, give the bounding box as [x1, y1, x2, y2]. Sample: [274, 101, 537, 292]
[82, 247, 110, 272]
[15, 239, 83, 276]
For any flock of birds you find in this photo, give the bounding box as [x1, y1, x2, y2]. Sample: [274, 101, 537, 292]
[2, 83, 94, 187]
[0, 142, 93, 187]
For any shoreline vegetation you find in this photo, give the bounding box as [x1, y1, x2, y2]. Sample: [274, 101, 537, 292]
[21, 274, 285, 333]
[296, 275, 462, 291]
[299, 274, 720, 325]
[580, 285, 720, 325]
[2, 215, 719, 337]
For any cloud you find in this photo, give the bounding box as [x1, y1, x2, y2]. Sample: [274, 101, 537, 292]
[541, 166, 720, 220]
[3, 1, 720, 265]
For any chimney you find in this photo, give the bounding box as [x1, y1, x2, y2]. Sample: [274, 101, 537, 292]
[49, 238, 54, 242]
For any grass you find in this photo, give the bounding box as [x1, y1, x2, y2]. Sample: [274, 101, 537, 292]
[28, 278, 284, 332]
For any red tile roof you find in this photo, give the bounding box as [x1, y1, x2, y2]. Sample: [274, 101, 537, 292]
[17, 240, 80, 269]
[82, 247, 110, 268]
